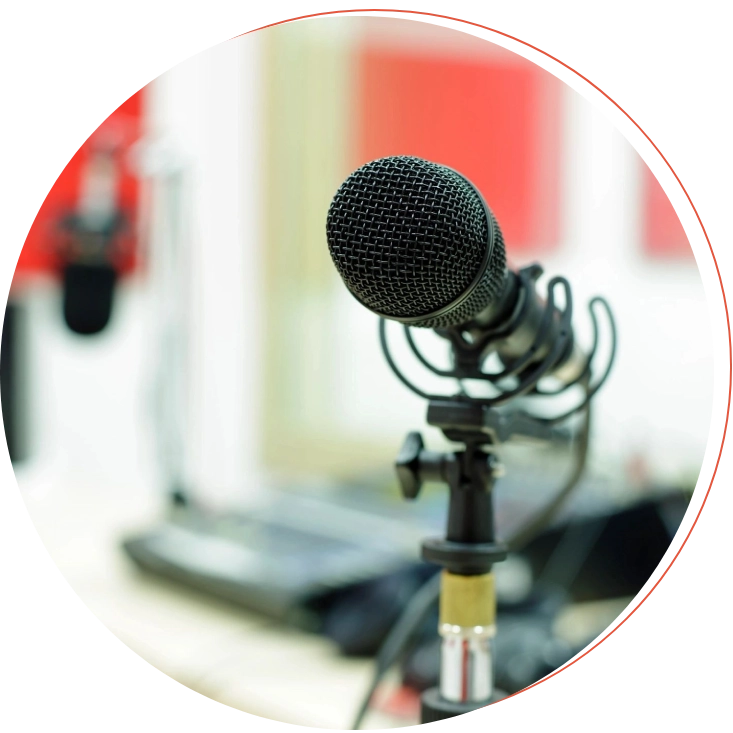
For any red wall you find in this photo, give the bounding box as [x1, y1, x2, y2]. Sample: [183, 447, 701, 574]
[16, 89, 145, 278]
[642, 165, 691, 257]
[355, 46, 562, 256]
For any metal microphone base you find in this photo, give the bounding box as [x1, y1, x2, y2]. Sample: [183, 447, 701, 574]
[421, 688, 507, 723]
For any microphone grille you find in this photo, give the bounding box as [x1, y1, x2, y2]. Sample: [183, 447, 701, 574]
[326, 156, 506, 328]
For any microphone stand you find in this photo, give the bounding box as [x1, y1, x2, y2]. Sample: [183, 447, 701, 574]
[395, 400, 558, 722]
[372, 264, 614, 724]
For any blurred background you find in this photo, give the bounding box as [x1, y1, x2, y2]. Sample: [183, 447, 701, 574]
[3, 16, 712, 729]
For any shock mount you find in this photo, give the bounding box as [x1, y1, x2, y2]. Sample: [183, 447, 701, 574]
[380, 265, 616, 722]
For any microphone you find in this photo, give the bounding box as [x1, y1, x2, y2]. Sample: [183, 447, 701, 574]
[59, 146, 125, 336]
[60, 215, 120, 336]
[326, 155, 584, 384]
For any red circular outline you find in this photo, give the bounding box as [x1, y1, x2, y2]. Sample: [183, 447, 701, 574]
[241, 8, 732, 706]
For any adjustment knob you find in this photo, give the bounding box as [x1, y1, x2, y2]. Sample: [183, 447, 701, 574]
[395, 431, 424, 500]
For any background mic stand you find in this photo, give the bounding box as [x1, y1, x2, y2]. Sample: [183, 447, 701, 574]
[396, 399, 557, 722]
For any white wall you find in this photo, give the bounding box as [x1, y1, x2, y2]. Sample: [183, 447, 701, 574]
[15, 35, 266, 509]
[12, 278, 156, 498]
[146, 34, 265, 506]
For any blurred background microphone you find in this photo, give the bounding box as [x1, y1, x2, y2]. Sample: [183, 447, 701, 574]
[2, 93, 143, 468]
[327, 155, 585, 384]
[59, 141, 129, 335]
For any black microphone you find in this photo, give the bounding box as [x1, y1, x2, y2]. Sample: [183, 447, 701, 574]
[326, 155, 584, 383]
[60, 213, 121, 336]
[58, 146, 126, 336]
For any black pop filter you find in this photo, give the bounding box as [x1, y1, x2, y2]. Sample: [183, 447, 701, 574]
[62, 262, 117, 336]
[59, 212, 123, 336]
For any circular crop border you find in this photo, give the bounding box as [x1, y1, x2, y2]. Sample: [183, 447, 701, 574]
[239, 8, 720, 710]
[9, 8, 720, 718]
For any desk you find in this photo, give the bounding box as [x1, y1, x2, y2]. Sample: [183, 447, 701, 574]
[18, 470, 629, 728]
[17, 472, 407, 728]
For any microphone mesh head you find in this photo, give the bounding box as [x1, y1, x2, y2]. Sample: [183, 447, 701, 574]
[326, 156, 506, 328]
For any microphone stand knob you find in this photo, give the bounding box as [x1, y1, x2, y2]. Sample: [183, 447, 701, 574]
[396, 432, 425, 500]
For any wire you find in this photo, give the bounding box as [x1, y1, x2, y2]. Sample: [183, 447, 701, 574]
[351, 572, 442, 730]
[505, 392, 592, 549]
[350, 388, 593, 729]
[536, 512, 609, 592]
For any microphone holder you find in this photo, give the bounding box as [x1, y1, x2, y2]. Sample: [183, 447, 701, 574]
[375, 266, 615, 722]
[396, 399, 559, 721]
[379, 264, 616, 422]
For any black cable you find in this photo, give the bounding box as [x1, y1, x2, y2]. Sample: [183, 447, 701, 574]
[536, 512, 609, 592]
[350, 388, 592, 729]
[506, 393, 592, 549]
[351, 572, 442, 730]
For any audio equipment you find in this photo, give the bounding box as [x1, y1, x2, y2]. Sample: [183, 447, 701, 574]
[326, 155, 616, 723]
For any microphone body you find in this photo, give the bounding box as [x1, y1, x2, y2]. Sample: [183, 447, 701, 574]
[59, 147, 127, 336]
[326, 156, 584, 384]
[465, 268, 585, 385]
[59, 212, 123, 335]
